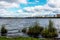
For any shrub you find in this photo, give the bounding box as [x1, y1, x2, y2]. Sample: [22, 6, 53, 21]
[22, 28, 27, 33]
[41, 20, 58, 38]
[27, 21, 43, 38]
[1, 24, 7, 36]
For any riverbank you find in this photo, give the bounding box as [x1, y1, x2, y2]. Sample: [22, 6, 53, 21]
[0, 36, 60, 40]
[0, 36, 45, 40]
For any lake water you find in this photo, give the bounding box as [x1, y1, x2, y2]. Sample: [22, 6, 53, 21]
[0, 18, 60, 37]
[0, 18, 60, 29]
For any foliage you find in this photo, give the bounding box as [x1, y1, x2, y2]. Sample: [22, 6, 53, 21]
[41, 20, 58, 38]
[27, 21, 43, 38]
[1, 24, 7, 36]
[0, 37, 45, 40]
[22, 28, 27, 33]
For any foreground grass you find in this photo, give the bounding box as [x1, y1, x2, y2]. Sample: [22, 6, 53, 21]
[0, 37, 46, 40]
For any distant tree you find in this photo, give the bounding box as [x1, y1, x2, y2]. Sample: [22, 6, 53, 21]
[1, 24, 7, 36]
[27, 21, 43, 38]
[41, 20, 58, 38]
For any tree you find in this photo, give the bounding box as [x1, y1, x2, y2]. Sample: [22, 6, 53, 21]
[27, 21, 43, 38]
[1, 24, 7, 36]
[41, 20, 58, 38]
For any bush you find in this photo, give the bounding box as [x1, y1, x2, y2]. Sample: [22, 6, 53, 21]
[1, 24, 7, 36]
[41, 20, 58, 38]
[27, 21, 43, 38]
[22, 28, 27, 33]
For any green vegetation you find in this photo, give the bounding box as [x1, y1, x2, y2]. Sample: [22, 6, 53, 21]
[0, 20, 58, 39]
[22, 20, 58, 38]
[41, 20, 58, 38]
[1, 24, 7, 36]
[22, 27, 26, 33]
[0, 37, 46, 40]
[26, 22, 43, 38]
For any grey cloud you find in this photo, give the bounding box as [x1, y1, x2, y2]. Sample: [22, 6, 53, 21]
[23, 10, 34, 13]
[43, 9, 52, 11]
[53, 10, 60, 13]
[48, 4, 56, 8]
[23, 7, 52, 13]
[0, 0, 17, 3]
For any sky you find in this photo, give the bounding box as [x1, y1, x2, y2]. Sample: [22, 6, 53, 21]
[0, 0, 60, 17]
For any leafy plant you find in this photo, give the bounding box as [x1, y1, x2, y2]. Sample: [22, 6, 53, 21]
[1, 24, 7, 36]
[27, 21, 43, 38]
[41, 20, 58, 38]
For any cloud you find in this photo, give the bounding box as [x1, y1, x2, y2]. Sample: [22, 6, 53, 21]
[0, 0, 60, 17]
[18, 0, 27, 4]
[0, 0, 27, 10]
[0, 0, 17, 3]
[0, 9, 33, 17]
[22, 0, 60, 17]
[0, 1, 19, 8]
[17, 10, 23, 13]
[0, 0, 27, 4]
[23, 5, 54, 15]
[0, 0, 19, 17]
[0, 9, 20, 17]
[48, 0, 60, 8]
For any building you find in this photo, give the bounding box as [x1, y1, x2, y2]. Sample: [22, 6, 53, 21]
[56, 14, 60, 17]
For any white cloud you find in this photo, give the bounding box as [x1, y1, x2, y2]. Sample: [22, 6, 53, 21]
[0, 1, 20, 17]
[0, 9, 19, 17]
[0, 0, 17, 3]
[0, 0, 60, 17]
[23, 0, 60, 17]
[48, 0, 60, 8]
[0, 1, 19, 8]
[0, 0, 27, 4]
[18, 0, 27, 4]
[0, 9, 34, 17]
[17, 10, 23, 13]
[24, 7, 35, 13]
[23, 5, 53, 14]
[0, 0, 28, 17]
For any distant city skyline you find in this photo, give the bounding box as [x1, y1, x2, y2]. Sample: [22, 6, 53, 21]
[0, 0, 60, 17]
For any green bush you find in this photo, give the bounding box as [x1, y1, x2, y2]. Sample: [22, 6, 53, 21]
[1, 24, 7, 36]
[41, 20, 58, 38]
[27, 22, 43, 38]
[22, 28, 27, 33]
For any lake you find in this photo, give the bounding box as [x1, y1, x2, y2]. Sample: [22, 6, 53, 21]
[0, 18, 59, 29]
[0, 18, 60, 37]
